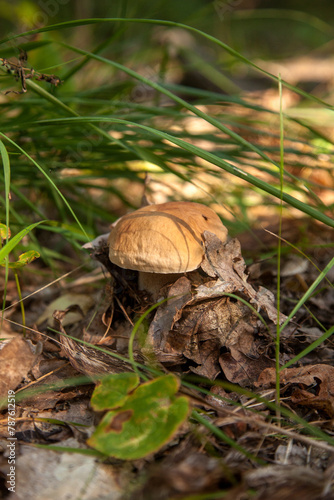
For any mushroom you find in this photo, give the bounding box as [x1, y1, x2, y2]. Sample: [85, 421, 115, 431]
[108, 201, 228, 299]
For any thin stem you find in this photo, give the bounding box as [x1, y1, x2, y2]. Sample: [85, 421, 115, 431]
[276, 75, 285, 420]
[14, 271, 26, 336]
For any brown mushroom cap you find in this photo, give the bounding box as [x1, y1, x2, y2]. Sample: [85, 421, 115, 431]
[108, 201, 227, 274]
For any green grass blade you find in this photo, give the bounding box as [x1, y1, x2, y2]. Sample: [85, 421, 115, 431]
[275, 75, 284, 410]
[0, 140, 10, 232]
[183, 378, 334, 446]
[23, 79, 134, 155]
[0, 133, 89, 241]
[56, 41, 295, 177]
[128, 297, 171, 379]
[281, 325, 334, 370]
[0, 139, 10, 322]
[0, 221, 47, 263]
[1, 18, 334, 111]
[234, 8, 334, 37]
[32, 116, 334, 228]
[192, 409, 265, 464]
[279, 256, 334, 338]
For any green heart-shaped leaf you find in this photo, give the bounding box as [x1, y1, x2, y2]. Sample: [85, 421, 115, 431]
[91, 373, 140, 411]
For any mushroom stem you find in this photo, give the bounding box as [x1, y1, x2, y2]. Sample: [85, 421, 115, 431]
[138, 271, 182, 300]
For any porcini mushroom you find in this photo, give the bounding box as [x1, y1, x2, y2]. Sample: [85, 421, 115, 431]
[108, 201, 227, 299]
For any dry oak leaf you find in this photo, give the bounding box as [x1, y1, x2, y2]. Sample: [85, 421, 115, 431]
[145, 234, 280, 379]
[0, 337, 37, 399]
[220, 348, 275, 387]
[255, 364, 334, 417]
[200, 232, 287, 325]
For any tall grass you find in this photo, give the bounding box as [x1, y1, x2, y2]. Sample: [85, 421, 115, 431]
[1, 20, 333, 248]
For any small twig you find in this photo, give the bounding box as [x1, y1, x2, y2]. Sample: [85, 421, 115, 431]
[0, 51, 63, 95]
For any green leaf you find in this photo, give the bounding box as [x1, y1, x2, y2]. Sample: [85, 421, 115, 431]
[4, 250, 40, 269]
[0, 223, 10, 243]
[88, 374, 190, 460]
[90, 373, 140, 411]
[0, 221, 47, 265]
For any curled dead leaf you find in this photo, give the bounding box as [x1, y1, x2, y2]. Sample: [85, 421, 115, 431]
[201, 232, 287, 324]
[145, 234, 279, 381]
[54, 310, 140, 377]
[256, 364, 334, 417]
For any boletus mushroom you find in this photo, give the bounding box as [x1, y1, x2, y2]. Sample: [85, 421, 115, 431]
[108, 201, 227, 299]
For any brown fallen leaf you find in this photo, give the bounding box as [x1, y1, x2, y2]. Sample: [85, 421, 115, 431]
[54, 310, 140, 377]
[37, 293, 95, 327]
[0, 337, 38, 400]
[255, 364, 334, 417]
[290, 387, 334, 417]
[200, 232, 287, 325]
[220, 349, 275, 387]
[147, 279, 260, 378]
[144, 232, 281, 380]
[146, 276, 192, 363]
